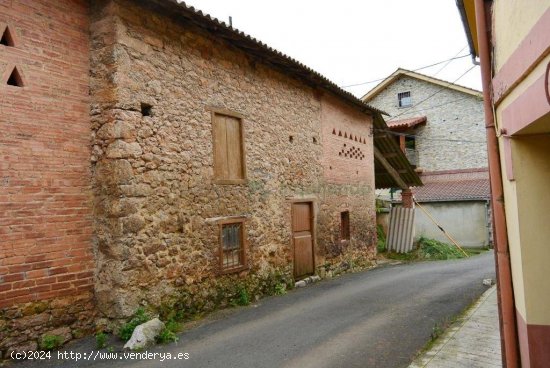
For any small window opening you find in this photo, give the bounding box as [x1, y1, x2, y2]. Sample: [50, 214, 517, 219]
[289, 135, 294, 143]
[141, 103, 152, 117]
[312, 137, 317, 144]
[0, 26, 15, 47]
[341, 211, 350, 240]
[398, 91, 412, 107]
[6, 66, 23, 87]
[221, 221, 245, 271]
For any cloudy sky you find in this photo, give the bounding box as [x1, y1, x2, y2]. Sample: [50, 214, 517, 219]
[183, 0, 482, 97]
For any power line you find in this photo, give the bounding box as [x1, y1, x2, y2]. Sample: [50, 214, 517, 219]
[386, 64, 478, 122]
[374, 128, 485, 144]
[433, 46, 467, 77]
[341, 53, 471, 88]
[389, 95, 470, 116]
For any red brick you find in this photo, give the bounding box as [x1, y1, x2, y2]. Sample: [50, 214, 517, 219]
[0, 0, 94, 317]
[2, 273, 25, 282]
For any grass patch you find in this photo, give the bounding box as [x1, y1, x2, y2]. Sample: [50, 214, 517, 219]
[156, 319, 180, 344]
[95, 332, 108, 349]
[385, 237, 487, 262]
[376, 224, 386, 253]
[118, 307, 151, 341]
[40, 335, 63, 350]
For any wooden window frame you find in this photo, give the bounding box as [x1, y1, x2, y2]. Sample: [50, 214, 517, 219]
[218, 217, 248, 274]
[340, 210, 350, 241]
[209, 107, 247, 185]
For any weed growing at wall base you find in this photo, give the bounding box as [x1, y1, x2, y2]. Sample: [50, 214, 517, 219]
[118, 308, 151, 341]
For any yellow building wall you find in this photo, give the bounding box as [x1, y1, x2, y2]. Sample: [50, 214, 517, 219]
[513, 136, 550, 325]
[495, 53, 550, 325]
[492, 0, 550, 72]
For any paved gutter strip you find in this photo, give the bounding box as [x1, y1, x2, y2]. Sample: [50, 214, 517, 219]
[409, 285, 502, 368]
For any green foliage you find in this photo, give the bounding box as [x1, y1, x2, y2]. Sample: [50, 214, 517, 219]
[40, 334, 63, 351]
[386, 237, 482, 262]
[95, 332, 108, 349]
[274, 282, 287, 295]
[235, 285, 250, 306]
[156, 319, 179, 344]
[416, 237, 470, 260]
[118, 307, 151, 341]
[376, 224, 386, 253]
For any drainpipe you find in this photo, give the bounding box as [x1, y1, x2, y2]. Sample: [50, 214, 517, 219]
[474, 0, 520, 366]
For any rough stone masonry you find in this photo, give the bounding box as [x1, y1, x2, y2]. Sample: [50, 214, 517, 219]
[0, 0, 379, 354]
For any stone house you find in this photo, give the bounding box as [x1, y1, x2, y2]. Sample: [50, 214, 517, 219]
[363, 69, 491, 247]
[0, 0, 419, 353]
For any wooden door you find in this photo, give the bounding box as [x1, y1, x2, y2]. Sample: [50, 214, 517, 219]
[292, 202, 314, 278]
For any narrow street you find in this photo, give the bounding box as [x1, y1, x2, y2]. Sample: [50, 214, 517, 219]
[16, 252, 495, 368]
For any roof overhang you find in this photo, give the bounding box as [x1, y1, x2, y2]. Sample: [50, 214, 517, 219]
[373, 114, 423, 190]
[130, 0, 386, 118]
[387, 116, 427, 130]
[456, 0, 479, 58]
[362, 68, 482, 102]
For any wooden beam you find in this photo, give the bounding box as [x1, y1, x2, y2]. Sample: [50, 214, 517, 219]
[382, 152, 399, 158]
[374, 146, 409, 190]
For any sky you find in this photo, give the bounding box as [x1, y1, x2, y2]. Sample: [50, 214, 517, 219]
[181, 0, 482, 98]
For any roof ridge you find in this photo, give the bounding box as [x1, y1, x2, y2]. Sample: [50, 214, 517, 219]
[152, 0, 386, 115]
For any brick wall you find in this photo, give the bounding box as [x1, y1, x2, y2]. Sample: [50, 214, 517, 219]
[367, 76, 487, 171]
[318, 95, 376, 257]
[0, 0, 95, 353]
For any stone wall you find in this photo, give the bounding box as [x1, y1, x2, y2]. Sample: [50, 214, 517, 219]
[367, 76, 487, 171]
[0, 0, 95, 355]
[89, 0, 376, 323]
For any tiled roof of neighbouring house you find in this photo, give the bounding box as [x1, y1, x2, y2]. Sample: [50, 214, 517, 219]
[412, 168, 490, 202]
[387, 116, 427, 130]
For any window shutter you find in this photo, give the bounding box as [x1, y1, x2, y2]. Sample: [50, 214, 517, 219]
[225, 116, 243, 179]
[212, 115, 229, 179]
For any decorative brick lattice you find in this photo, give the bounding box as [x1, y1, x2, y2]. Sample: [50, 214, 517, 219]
[339, 144, 365, 160]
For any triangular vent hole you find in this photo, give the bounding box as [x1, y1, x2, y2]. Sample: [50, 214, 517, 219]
[1, 26, 15, 47]
[7, 67, 24, 87]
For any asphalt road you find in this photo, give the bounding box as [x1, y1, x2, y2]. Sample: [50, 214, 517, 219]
[14, 252, 495, 368]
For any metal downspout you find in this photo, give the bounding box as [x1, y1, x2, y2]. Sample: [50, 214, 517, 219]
[474, 0, 520, 366]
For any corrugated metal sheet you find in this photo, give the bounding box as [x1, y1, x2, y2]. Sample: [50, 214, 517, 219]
[386, 207, 415, 253]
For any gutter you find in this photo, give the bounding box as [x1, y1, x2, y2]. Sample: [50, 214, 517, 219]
[473, 0, 520, 366]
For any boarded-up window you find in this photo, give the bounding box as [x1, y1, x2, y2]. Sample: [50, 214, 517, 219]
[341, 211, 350, 240]
[220, 220, 247, 272]
[212, 113, 246, 183]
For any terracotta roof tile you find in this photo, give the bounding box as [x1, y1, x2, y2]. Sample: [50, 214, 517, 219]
[387, 116, 427, 130]
[412, 169, 490, 202]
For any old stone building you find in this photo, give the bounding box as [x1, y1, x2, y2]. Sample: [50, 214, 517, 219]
[0, 0, 419, 354]
[363, 69, 491, 247]
[363, 69, 486, 172]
